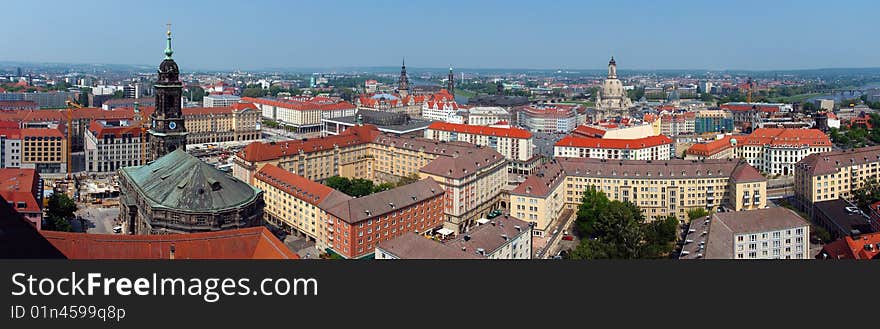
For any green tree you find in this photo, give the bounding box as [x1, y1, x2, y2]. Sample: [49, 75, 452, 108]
[324, 176, 352, 193]
[242, 88, 267, 98]
[396, 173, 421, 187]
[573, 201, 645, 259]
[348, 178, 376, 197]
[642, 215, 679, 257]
[687, 208, 710, 221]
[574, 186, 610, 238]
[373, 183, 395, 193]
[44, 193, 76, 232]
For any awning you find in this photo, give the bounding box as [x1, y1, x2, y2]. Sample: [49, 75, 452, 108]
[437, 228, 454, 236]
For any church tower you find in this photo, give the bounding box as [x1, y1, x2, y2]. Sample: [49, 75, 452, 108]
[148, 24, 187, 161]
[447, 66, 454, 97]
[608, 56, 617, 79]
[397, 58, 410, 97]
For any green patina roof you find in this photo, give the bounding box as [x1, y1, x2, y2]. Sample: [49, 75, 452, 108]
[120, 149, 261, 212]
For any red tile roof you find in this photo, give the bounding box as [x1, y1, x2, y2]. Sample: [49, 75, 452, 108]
[40, 227, 299, 259]
[0, 100, 39, 109]
[738, 128, 831, 147]
[555, 135, 672, 150]
[0, 169, 40, 214]
[427, 121, 532, 139]
[687, 135, 736, 157]
[237, 124, 380, 162]
[88, 120, 144, 138]
[819, 232, 880, 260]
[0, 126, 21, 139]
[21, 127, 64, 138]
[510, 161, 566, 197]
[255, 164, 351, 208]
[572, 125, 606, 138]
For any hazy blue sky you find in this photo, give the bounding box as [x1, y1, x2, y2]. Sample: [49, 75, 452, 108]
[2, 0, 876, 70]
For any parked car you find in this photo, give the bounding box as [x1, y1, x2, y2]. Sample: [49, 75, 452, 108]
[562, 235, 574, 241]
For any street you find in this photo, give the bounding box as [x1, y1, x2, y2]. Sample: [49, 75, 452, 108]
[73, 206, 121, 234]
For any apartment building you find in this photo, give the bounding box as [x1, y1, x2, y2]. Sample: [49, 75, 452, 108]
[0, 125, 22, 168]
[245, 96, 356, 134]
[418, 147, 508, 234]
[376, 214, 532, 259]
[684, 128, 832, 175]
[84, 120, 144, 174]
[554, 135, 673, 161]
[424, 121, 534, 162]
[516, 104, 583, 133]
[254, 164, 352, 250]
[324, 178, 446, 259]
[466, 106, 510, 126]
[794, 146, 880, 215]
[510, 158, 767, 236]
[659, 112, 696, 136]
[183, 103, 262, 144]
[680, 207, 810, 259]
[234, 124, 504, 186]
[20, 128, 67, 174]
[695, 109, 734, 134]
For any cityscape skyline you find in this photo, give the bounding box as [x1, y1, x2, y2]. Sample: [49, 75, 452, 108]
[3, 0, 878, 71]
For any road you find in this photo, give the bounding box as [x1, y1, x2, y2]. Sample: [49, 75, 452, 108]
[74, 206, 121, 234]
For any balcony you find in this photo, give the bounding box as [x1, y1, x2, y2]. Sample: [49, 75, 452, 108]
[327, 227, 334, 233]
[328, 236, 334, 241]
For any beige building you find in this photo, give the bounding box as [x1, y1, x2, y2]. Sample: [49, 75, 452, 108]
[234, 124, 513, 235]
[244, 96, 356, 134]
[466, 106, 510, 126]
[418, 147, 508, 234]
[20, 128, 67, 174]
[685, 128, 833, 176]
[510, 158, 767, 236]
[794, 146, 880, 215]
[254, 164, 352, 250]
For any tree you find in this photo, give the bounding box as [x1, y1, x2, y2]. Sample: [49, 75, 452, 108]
[373, 183, 395, 193]
[575, 201, 645, 259]
[324, 176, 352, 193]
[687, 208, 710, 221]
[242, 88, 267, 98]
[348, 178, 376, 197]
[44, 193, 76, 232]
[396, 173, 421, 187]
[569, 187, 679, 259]
[574, 186, 610, 238]
[642, 215, 679, 257]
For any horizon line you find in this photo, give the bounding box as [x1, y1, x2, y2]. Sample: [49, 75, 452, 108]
[3, 59, 880, 73]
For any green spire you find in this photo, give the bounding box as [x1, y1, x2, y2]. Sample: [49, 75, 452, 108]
[164, 23, 173, 59]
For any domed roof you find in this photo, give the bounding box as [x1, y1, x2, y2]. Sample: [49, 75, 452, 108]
[120, 149, 260, 212]
[158, 59, 179, 83]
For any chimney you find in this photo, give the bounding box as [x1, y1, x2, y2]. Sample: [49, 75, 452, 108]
[169, 243, 176, 260]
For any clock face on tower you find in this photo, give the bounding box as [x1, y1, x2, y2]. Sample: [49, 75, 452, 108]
[169, 121, 177, 130]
